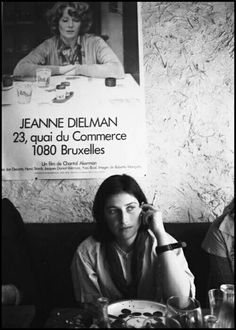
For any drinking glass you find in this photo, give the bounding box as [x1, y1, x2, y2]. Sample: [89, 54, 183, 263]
[217, 300, 234, 328]
[208, 289, 226, 319]
[36, 67, 51, 88]
[166, 296, 203, 328]
[220, 284, 234, 304]
[16, 82, 32, 104]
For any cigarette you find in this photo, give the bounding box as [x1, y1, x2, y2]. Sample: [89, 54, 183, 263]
[152, 192, 157, 206]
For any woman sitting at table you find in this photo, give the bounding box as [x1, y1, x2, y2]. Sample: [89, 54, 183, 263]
[71, 174, 195, 306]
[201, 198, 234, 289]
[13, 2, 124, 79]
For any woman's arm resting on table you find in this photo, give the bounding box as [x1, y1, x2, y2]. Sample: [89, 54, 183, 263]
[71, 37, 125, 79]
[13, 41, 50, 77]
[13, 39, 76, 77]
[73, 62, 125, 79]
[14, 61, 76, 77]
[13, 36, 125, 79]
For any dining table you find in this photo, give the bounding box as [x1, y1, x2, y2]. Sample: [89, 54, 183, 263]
[2, 73, 147, 181]
[43, 306, 211, 328]
[2, 74, 143, 106]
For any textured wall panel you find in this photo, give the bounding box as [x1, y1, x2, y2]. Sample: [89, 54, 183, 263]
[2, 2, 234, 223]
[140, 1, 234, 223]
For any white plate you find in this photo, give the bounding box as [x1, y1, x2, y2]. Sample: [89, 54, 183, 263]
[108, 299, 166, 327]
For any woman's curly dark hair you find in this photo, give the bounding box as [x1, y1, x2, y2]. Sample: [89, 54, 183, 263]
[46, 2, 93, 36]
[92, 174, 148, 242]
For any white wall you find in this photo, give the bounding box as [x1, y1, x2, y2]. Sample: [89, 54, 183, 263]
[2, 2, 234, 223]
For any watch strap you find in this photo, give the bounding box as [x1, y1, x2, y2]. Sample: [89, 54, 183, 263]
[156, 241, 187, 254]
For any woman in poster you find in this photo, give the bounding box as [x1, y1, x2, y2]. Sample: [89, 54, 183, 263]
[13, 2, 124, 79]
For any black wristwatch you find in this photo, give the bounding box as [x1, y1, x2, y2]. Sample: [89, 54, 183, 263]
[156, 241, 187, 254]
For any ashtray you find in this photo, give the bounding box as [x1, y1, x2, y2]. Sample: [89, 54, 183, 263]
[52, 91, 74, 103]
[2, 75, 13, 90]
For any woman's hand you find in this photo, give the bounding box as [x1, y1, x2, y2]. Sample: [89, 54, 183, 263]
[141, 203, 167, 239]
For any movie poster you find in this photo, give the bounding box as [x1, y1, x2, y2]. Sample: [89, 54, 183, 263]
[2, 2, 147, 180]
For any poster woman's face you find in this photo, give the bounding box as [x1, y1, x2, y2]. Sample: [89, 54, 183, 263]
[59, 7, 81, 41]
[104, 192, 142, 242]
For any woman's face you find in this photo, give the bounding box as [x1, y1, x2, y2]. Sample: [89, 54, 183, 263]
[104, 192, 142, 242]
[59, 7, 81, 41]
